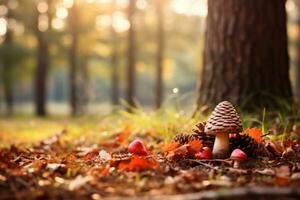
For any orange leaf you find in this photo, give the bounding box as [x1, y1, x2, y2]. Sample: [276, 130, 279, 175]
[162, 142, 180, 153]
[187, 140, 203, 155]
[244, 128, 263, 143]
[166, 145, 188, 160]
[273, 177, 290, 186]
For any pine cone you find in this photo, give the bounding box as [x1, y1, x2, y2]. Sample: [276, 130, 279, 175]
[172, 133, 195, 145]
[173, 122, 215, 149]
[193, 122, 215, 149]
[229, 134, 258, 157]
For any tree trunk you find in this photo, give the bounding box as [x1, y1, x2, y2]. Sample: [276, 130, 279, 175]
[126, 0, 137, 111]
[2, 56, 13, 116]
[155, 0, 165, 109]
[34, 0, 52, 117]
[69, 3, 79, 116]
[111, 0, 120, 107]
[196, 0, 292, 111]
[35, 32, 48, 116]
[2, 0, 14, 115]
[78, 58, 90, 114]
[296, 6, 300, 102]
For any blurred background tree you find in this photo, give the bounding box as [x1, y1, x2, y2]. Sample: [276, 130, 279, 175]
[294, 0, 300, 102]
[34, 0, 55, 116]
[126, 0, 137, 111]
[155, 0, 165, 109]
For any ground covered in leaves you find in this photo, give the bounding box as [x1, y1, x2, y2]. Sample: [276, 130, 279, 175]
[1, 113, 300, 199]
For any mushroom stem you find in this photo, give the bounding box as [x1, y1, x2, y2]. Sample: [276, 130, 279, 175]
[212, 133, 230, 159]
[233, 161, 240, 168]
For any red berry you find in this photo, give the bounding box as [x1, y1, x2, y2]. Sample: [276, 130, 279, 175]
[195, 147, 212, 160]
[128, 139, 148, 156]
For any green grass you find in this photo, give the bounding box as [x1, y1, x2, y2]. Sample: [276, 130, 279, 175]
[0, 108, 202, 146]
[0, 106, 299, 147]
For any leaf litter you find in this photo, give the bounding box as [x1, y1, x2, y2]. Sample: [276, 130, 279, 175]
[1, 124, 300, 199]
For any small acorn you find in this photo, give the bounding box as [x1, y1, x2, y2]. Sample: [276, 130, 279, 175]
[128, 139, 148, 156]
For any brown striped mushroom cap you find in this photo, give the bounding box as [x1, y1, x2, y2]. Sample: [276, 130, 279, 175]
[205, 101, 243, 134]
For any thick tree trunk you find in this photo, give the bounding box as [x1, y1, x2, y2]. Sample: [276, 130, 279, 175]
[126, 0, 137, 110]
[155, 0, 165, 109]
[69, 3, 79, 116]
[111, 0, 120, 107]
[196, 0, 292, 111]
[34, 0, 52, 117]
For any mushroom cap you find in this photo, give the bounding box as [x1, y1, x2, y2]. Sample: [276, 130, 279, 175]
[205, 101, 243, 134]
[128, 139, 148, 156]
[230, 149, 247, 161]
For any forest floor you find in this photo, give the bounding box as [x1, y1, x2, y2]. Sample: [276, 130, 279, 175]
[1, 109, 300, 199]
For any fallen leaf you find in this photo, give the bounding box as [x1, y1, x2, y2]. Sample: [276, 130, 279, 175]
[244, 128, 263, 143]
[162, 142, 180, 153]
[118, 155, 157, 171]
[273, 177, 290, 186]
[282, 146, 296, 159]
[291, 172, 300, 180]
[68, 175, 93, 191]
[265, 141, 284, 157]
[187, 140, 202, 155]
[275, 165, 290, 178]
[255, 168, 275, 176]
[165, 145, 188, 160]
[83, 148, 100, 161]
[99, 150, 112, 162]
[46, 163, 66, 172]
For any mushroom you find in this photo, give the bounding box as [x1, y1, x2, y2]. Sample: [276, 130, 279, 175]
[230, 149, 247, 168]
[195, 147, 212, 160]
[204, 101, 243, 159]
[128, 139, 148, 156]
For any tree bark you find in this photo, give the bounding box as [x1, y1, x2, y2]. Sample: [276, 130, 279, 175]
[34, 0, 52, 117]
[155, 0, 165, 109]
[111, 0, 120, 107]
[196, 0, 292, 111]
[126, 0, 137, 111]
[69, 3, 79, 116]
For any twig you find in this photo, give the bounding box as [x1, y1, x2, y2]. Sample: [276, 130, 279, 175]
[180, 159, 223, 172]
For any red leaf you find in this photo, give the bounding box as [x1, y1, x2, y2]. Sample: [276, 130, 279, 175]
[118, 155, 157, 172]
